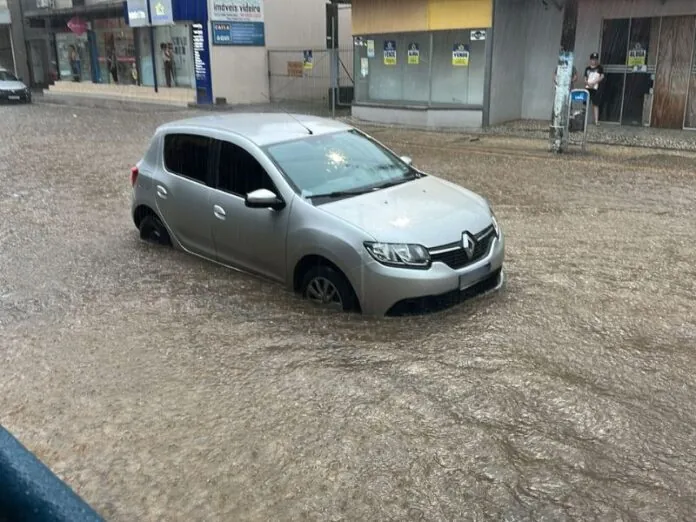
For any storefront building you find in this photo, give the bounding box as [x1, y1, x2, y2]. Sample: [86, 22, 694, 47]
[0, 0, 12, 72]
[351, 0, 696, 131]
[18, 0, 199, 90]
[350, 0, 493, 129]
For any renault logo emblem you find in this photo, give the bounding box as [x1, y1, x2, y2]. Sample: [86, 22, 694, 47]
[462, 233, 476, 258]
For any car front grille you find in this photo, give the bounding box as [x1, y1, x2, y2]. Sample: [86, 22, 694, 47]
[386, 268, 502, 316]
[429, 225, 497, 269]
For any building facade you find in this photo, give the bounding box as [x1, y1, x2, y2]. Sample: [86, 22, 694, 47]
[0, 0, 13, 72]
[352, 0, 696, 131]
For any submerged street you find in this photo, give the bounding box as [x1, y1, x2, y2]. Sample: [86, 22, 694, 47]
[1, 103, 696, 521]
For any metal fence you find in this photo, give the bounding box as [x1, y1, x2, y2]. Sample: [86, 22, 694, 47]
[268, 47, 354, 116]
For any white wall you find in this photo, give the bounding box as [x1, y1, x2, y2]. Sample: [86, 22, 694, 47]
[489, 0, 528, 124]
[210, 0, 352, 104]
[520, 0, 564, 120]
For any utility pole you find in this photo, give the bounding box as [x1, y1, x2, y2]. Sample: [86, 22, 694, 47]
[549, 0, 578, 153]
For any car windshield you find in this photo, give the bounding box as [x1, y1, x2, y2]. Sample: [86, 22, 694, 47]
[264, 129, 416, 199]
[0, 71, 18, 81]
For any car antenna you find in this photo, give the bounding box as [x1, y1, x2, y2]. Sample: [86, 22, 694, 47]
[259, 91, 313, 135]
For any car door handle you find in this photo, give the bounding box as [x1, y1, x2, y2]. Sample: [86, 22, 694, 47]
[156, 185, 168, 199]
[213, 205, 226, 220]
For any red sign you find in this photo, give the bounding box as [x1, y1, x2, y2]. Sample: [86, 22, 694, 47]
[67, 17, 88, 36]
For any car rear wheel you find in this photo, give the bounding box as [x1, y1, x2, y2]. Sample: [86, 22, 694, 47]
[300, 265, 357, 312]
[139, 214, 171, 246]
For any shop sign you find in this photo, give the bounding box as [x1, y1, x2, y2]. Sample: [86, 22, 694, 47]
[470, 29, 486, 41]
[210, 0, 264, 23]
[149, 0, 173, 26]
[303, 50, 313, 70]
[192, 22, 213, 105]
[67, 17, 89, 36]
[211, 21, 265, 46]
[287, 61, 304, 78]
[627, 44, 646, 68]
[383, 40, 396, 66]
[366, 40, 375, 58]
[126, 0, 149, 27]
[452, 43, 470, 67]
[407, 42, 420, 65]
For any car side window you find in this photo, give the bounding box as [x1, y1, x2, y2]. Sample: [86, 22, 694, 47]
[217, 140, 276, 196]
[163, 133, 211, 185]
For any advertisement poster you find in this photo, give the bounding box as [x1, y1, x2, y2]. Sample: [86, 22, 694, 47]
[367, 40, 375, 58]
[303, 50, 313, 69]
[360, 57, 369, 77]
[383, 40, 396, 65]
[407, 42, 420, 65]
[210, 0, 264, 22]
[210, 0, 265, 46]
[452, 43, 470, 67]
[192, 22, 213, 104]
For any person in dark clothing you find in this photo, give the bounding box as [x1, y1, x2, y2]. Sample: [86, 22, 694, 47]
[584, 52, 605, 125]
[162, 43, 174, 88]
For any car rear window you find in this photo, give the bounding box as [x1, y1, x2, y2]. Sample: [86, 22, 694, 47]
[163, 133, 211, 185]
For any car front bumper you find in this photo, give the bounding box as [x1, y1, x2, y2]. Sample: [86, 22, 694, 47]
[0, 89, 31, 103]
[352, 232, 506, 317]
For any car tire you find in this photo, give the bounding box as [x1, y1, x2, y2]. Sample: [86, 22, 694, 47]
[300, 265, 357, 312]
[139, 213, 171, 246]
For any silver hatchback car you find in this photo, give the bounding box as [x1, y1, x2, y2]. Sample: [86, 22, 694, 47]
[130, 113, 505, 316]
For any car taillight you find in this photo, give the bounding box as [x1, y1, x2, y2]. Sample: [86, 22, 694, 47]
[130, 166, 139, 187]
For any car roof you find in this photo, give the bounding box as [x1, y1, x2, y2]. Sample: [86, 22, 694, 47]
[157, 112, 353, 147]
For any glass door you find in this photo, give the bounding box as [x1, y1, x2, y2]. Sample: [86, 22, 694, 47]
[599, 18, 630, 123]
[621, 17, 658, 126]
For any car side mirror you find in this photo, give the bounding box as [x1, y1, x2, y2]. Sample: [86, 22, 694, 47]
[245, 188, 285, 210]
[400, 156, 413, 166]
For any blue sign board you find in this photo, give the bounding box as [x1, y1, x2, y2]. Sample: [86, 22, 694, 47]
[192, 22, 213, 104]
[149, 0, 174, 25]
[211, 21, 265, 46]
[572, 90, 588, 102]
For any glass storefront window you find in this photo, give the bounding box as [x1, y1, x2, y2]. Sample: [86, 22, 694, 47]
[137, 24, 195, 89]
[55, 32, 91, 82]
[93, 18, 136, 85]
[354, 29, 487, 107]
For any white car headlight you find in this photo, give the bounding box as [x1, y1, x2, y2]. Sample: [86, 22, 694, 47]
[364, 242, 431, 269]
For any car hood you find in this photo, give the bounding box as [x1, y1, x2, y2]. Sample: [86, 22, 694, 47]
[319, 176, 493, 247]
[0, 80, 27, 91]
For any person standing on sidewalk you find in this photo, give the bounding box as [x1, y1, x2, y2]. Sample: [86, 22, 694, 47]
[584, 52, 605, 126]
[162, 43, 174, 88]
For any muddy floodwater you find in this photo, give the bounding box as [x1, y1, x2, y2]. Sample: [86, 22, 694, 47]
[1, 104, 695, 521]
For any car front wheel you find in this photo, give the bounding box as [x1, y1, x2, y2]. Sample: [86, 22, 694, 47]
[300, 265, 357, 312]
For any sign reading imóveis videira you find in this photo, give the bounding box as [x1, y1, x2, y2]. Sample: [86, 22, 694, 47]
[210, 0, 266, 46]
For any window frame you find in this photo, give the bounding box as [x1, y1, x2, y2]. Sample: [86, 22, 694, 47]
[353, 28, 489, 110]
[162, 132, 215, 186]
[209, 138, 284, 200]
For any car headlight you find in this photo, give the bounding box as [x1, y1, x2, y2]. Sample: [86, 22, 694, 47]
[486, 202, 501, 238]
[364, 242, 431, 269]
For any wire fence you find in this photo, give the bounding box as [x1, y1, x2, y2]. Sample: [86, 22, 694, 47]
[268, 47, 354, 116]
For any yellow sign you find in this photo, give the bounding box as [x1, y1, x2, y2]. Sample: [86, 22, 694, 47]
[154, 1, 165, 16]
[407, 42, 420, 65]
[384, 40, 397, 65]
[627, 49, 646, 67]
[452, 43, 469, 67]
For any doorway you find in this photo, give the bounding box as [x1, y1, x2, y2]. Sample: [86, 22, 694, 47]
[599, 15, 696, 130]
[652, 16, 696, 129]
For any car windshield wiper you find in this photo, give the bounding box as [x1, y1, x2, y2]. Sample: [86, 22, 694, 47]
[308, 187, 376, 200]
